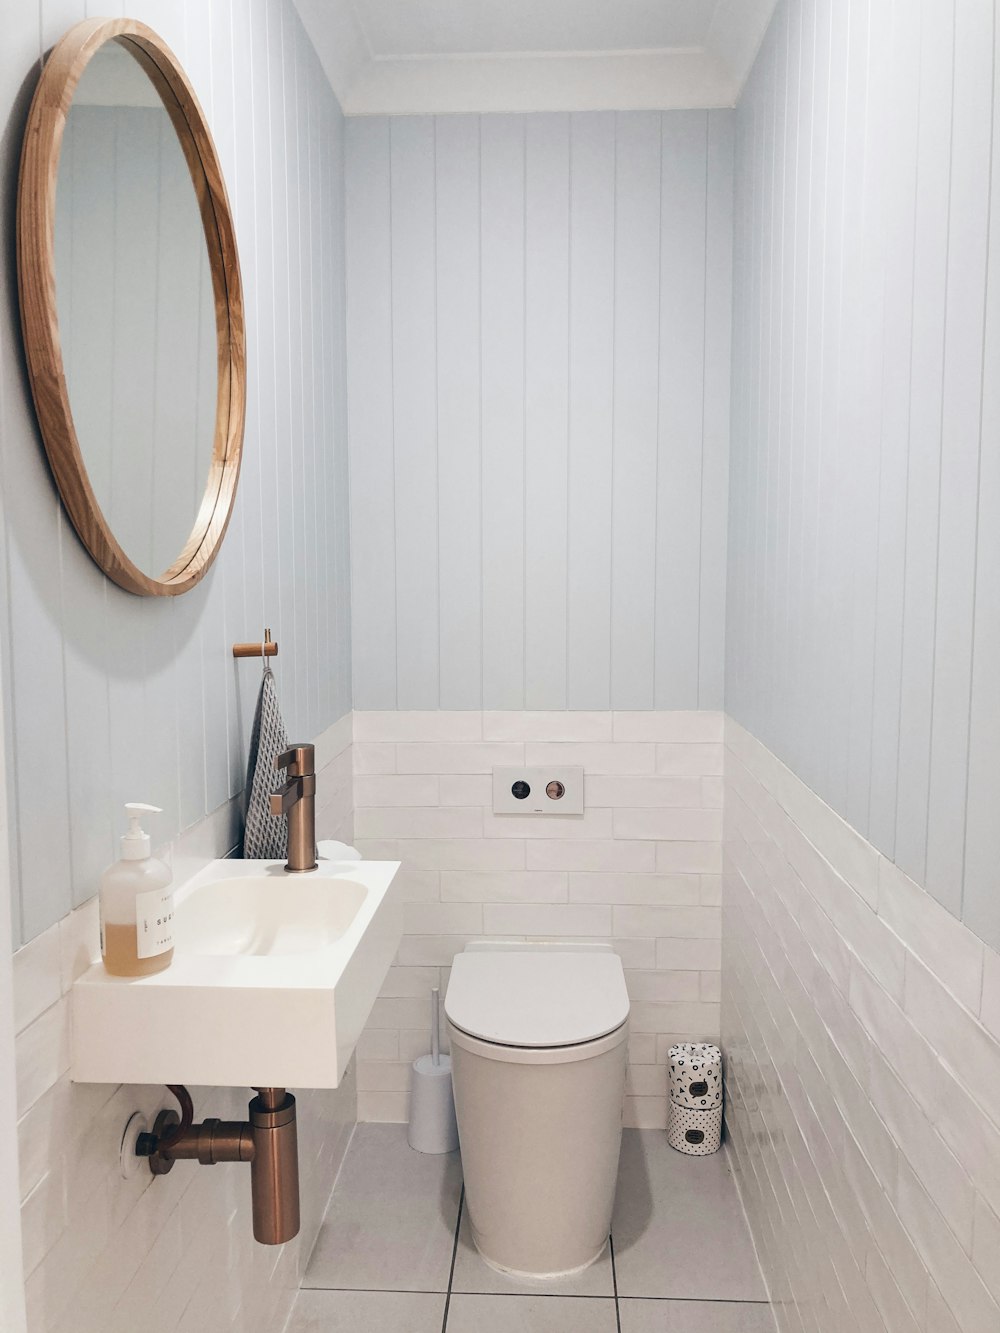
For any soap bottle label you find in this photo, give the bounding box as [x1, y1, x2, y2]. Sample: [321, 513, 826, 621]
[135, 888, 174, 959]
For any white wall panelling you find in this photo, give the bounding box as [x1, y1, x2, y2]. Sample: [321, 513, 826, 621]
[346, 110, 734, 715]
[0, 650, 26, 1329]
[351, 710, 724, 1128]
[1, 0, 352, 949]
[724, 719, 1000, 1333]
[726, 0, 1000, 950]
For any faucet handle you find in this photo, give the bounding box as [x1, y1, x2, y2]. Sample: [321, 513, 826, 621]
[274, 743, 315, 777]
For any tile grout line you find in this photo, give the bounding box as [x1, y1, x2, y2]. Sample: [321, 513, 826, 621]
[300, 1286, 773, 1304]
[617, 1295, 773, 1305]
[441, 1185, 465, 1332]
[610, 1232, 622, 1333]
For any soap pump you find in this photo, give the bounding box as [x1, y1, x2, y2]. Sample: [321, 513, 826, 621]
[99, 803, 174, 977]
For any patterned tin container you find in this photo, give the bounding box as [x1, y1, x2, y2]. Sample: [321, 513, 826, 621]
[666, 1100, 723, 1156]
[667, 1042, 723, 1110]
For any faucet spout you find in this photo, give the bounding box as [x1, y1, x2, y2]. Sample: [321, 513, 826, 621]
[270, 744, 317, 872]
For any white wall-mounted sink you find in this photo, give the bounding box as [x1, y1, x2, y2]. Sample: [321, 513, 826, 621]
[71, 856, 401, 1089]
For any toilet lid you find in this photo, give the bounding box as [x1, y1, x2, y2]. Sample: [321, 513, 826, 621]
[445, 950, 630, 1048]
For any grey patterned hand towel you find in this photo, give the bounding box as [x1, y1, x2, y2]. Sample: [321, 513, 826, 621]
[241, 664, 289, 860]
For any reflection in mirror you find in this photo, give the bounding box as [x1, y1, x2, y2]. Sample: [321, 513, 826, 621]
[54, 40, 217, 577]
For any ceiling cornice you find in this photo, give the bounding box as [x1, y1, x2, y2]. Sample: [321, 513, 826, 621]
[294, 0, 371, 104]
[706, 0, 779, 97]
[293, 0, 780, 116]
[347, 50, 734, 116]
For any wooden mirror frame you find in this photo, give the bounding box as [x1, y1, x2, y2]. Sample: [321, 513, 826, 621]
[16, 18, 246, 597]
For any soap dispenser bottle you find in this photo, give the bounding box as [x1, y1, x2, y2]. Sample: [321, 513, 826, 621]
[100, 803, 174, 977]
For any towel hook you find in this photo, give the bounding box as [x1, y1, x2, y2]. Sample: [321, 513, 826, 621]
[232, 628, 278, 661]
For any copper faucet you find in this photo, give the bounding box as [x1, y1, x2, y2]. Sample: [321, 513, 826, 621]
[270, 743, 317, 873]
[139, 1086, 300, 1245]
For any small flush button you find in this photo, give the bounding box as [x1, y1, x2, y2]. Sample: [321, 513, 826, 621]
[492, 767, 584, 815]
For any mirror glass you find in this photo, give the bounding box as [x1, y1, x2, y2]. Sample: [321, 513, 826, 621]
[54, 39, 218, 577]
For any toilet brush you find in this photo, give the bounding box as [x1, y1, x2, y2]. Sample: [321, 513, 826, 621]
[407, 987, 460, 1154]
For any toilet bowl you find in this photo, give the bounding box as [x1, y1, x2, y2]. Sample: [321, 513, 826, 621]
[445, 942, 629, 1279]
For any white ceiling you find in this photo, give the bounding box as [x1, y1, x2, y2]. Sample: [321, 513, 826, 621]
[293, 0, 779, 115]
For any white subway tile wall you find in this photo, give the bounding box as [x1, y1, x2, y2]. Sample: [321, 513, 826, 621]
[353, 710, 724, 1128]
[18, 697, 1000, 1333]
[724, 719, 1000, 1333]
[12, 731, 354, 1333]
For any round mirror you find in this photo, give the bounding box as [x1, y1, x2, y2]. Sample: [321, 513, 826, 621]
[17, 20, 245, 596]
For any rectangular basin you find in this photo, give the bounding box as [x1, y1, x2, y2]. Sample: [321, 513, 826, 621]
[71, 857, 401, 1089]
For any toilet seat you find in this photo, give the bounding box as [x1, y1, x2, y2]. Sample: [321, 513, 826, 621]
[447, 1019, 628, 1066]
[445, 946, 630, 1051]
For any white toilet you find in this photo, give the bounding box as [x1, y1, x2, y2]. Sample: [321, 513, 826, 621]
[445, 941, 630, 1279]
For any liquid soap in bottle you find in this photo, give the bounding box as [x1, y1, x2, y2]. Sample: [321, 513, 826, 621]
[100, 803, 174, 977]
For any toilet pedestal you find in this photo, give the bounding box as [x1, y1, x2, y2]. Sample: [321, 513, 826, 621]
[449, 1021, 627, 1278]
[445, 942, 630, 1280]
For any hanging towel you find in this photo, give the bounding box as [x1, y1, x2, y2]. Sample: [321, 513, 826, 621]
[242, 664, 290, 861]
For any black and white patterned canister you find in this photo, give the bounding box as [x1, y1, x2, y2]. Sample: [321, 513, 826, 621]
[667, 1042, 723, 1109]
[666, 1101, 723, 1156]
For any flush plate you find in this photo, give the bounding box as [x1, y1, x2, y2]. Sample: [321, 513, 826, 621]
[492, 766, 584, 815]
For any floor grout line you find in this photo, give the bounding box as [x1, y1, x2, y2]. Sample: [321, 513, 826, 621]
[301, 1285, 451, 1294]
[300, 1286, 772, 1303]
[615, 1295, 773, 1304]
[610, 1233, 622, 1333]
[441, 1186, 465, 1332]
[445, 1292, 618, 1301]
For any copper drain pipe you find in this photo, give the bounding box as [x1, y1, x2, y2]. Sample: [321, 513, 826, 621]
[138, 1086, 300, 1245]
[249, 1087, 300, 1244]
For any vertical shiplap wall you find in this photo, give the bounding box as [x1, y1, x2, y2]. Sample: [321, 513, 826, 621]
[346, 110, 734, 715]
[727, 0, 1000, 949]
[0, 0, 352, 947]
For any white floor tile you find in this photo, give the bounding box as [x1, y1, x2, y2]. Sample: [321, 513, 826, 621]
[446, 1294, 617, 1332]
[451, 1210, 614, 1297]
[288, 1289, 446, 1331]
[619, 1298, 776, 1332]
[304, 1125, 461, 1292]
[612, 1133, 766, 1301]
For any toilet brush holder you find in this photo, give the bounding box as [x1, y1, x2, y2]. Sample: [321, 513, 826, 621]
[407, 987, 460, 1155]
